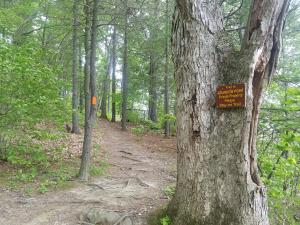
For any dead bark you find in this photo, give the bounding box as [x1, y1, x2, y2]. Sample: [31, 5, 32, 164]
[170, 0, 291, 224]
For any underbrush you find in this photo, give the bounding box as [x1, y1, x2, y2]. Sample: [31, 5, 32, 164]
[147, 207, 171, 225]
[0, 124, 109, 194]
[126, 110, 176, 136]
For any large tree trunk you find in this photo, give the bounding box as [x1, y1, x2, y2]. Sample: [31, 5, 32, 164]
[170, 0, 290, 225]
[79, 0, 98, 182]
[71, 0, 80, 134]
[111, 26, 117, 122]
[121, 2, 129, 131]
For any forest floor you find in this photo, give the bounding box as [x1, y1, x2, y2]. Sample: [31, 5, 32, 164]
[0, 119, 177, 225]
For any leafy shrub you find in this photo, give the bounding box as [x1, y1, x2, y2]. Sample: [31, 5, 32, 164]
[89, 160, 109, 176]
[127, 110, 141, 124]
[0, 41, 69, 130]
[30, 129, 63, 140]
[164, 185, 176, 200]
[132, 125, 146, 135]
[7, 143, 49, 168]
[160, 215, 171, 225]
[159, 114, 176, 135]
[141, 119, 161, 130]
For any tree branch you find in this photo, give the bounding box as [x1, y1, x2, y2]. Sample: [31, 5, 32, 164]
[223, 0, 243, 19]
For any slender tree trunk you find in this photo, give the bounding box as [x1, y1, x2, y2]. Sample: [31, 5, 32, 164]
[164, 0, 170, 137]
[1, 0, 6, 38]
[79, 0, 99, 182]
[169, 1, 290, 225]
[111, 26, 117, 122]
[148, 0, 159, 123]
[100, 39, 110, 120]
[121, 3, 129, 131]
[84, 0, 91, 122]
[148, 54, 158, 122]
[107, 77, 111, 114]
[41, 5, 49, 49]
[71, 0, 80, 134]
[79, 43, 84, 113]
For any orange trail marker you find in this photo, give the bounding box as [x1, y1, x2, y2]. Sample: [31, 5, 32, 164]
[91, 96, 97, 105]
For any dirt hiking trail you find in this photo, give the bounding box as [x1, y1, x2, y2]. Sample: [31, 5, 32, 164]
[0, 120, 177, 225]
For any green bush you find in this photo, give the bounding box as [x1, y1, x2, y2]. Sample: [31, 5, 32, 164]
[127, 110, 141, 124]
[7, 143, 49, 168]
[0, 41, 69, 130]
[132, 125, 147, 135]
[160, 215, 171, 225]
[89, 160, 110, 176]
[163, 185, 176, 200]
[159, 114, 176, 135]
[141, 119, 161, 130]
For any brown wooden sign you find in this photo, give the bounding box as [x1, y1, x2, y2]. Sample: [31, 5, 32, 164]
[216, 83, 245, 109]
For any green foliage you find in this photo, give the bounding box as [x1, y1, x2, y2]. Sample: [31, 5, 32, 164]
[127, 110, 141, 124]
[30, 129, 64, 141]
[132, 125, 147, 136]
[89, 160, 110, 176]
[160, 215, 171, 225]
[147, 208, 170, 225]
[7, 143, 49, 168]
[159, 114, 176, 136]
[163, 185, 175, 200]
[0, 41, 69, 131]
[141, 119, 161, 130]
[38, 182, 48, 194]
[256, 4, 300, 224]
[131, 119, 162, 136]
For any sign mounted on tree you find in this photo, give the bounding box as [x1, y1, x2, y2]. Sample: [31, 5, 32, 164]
[216, 83, 246, 109]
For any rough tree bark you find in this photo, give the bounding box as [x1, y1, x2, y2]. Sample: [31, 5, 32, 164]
[121, 1, 129, 131]
[79, 0, 98, 182]
[111, 26, 117, 122]
[170, 0, 291, 225]
[71, 0, 80, 134]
